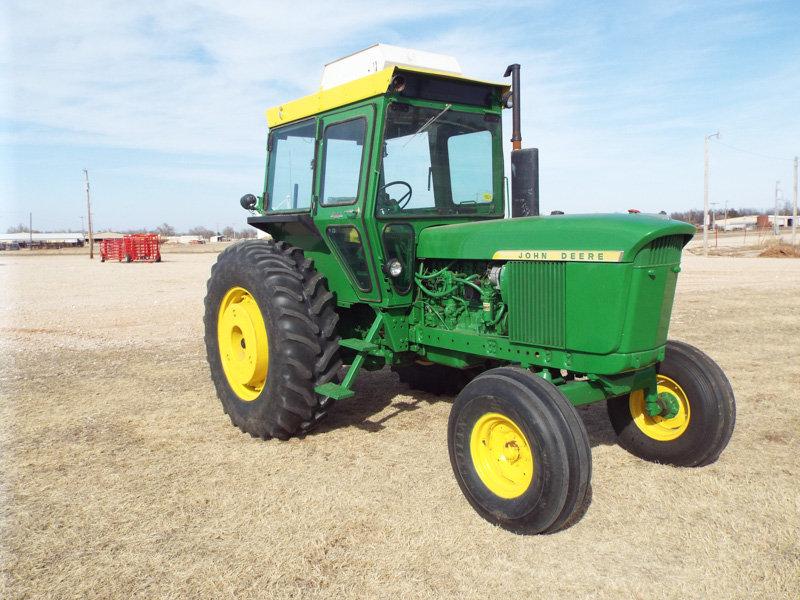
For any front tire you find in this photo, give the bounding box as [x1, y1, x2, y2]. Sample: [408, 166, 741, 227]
[448, 367, 591, 534]
[607, 340, 736, 467]
[204, 240, 341, 440]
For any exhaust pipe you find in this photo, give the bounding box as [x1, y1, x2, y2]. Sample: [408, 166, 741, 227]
[504, 64, 539, 217]
[503, 64, 522, 150]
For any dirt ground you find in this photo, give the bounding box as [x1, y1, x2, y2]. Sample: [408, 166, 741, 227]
[1, 251, 798, 599]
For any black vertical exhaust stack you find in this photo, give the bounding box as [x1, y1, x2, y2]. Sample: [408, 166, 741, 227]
[504, 63, 539, 217]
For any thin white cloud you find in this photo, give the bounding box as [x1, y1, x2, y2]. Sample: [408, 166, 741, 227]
[4, 1, 514, 156]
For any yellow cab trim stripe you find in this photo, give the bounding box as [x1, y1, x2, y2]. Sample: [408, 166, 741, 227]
[492, 250, 624, 262]
[266, 66, 510, 128]
[267, 67, 395, 127]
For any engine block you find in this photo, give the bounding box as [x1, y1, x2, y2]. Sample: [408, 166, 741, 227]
[411, 260, 508, 336]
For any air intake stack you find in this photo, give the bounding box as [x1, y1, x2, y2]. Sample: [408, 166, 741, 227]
[504, 64, 540, 218]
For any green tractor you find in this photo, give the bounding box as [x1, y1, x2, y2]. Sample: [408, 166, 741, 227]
[204, 46, 735, 533]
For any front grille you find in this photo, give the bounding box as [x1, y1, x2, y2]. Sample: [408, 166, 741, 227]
[507, 261, 566, 348]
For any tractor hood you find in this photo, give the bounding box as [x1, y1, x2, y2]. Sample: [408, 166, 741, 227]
[416, 214, 696, 263]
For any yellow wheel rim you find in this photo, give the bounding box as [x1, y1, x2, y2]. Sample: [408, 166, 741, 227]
[217, 287, 269, 401]
[470, 412, 534, 499]
[629, 375, 690, 441]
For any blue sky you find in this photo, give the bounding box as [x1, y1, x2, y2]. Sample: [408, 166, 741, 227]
[1, 0, 799, 232]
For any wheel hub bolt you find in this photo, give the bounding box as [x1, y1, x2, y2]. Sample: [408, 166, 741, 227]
[658, 392, 680, 419]
[646, 392, 680, 419]
[504, 440, 520, 463]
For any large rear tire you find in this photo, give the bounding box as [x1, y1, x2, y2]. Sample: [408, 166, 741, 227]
[607, 340, 736, 467]
[448, 367, 592, 534]
[204, 240, 341, 439]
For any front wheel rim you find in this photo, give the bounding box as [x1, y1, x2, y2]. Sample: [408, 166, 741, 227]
[470, 412, 534, 499]
[217, 287, 269, 401]
[629, 375, 691, 441]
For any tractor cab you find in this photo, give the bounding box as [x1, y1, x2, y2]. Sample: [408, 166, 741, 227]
[247, 44, 515, 306]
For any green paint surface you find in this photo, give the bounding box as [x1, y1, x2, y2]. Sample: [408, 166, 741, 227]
[416, 213, 694, 260]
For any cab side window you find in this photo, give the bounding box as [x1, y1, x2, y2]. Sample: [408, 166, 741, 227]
[320, 118, 366, 206]
[448, 130, 493, 205]
[267, 119, 316, 211]
[327, 225, 372, 291]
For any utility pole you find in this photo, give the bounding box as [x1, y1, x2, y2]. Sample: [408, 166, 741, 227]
[83, 169, 94, 259]
[774, 181, 780, 237]
[793, 156, 798, 246]
[703, 131, 720, 256]
[29, 212, 33, 250]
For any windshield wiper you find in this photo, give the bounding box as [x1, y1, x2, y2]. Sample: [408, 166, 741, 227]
[403, 103, 452, 147]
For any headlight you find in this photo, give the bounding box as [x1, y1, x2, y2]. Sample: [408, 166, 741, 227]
[384, 259, 403, 278]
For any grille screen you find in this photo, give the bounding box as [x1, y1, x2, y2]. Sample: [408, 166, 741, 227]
[636, 235, 684, 266]
[507, 261, 566, 348]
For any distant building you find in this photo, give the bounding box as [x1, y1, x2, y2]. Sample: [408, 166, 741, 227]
[0, 232, 84, 249]
[164, 235, 204, 244]
[714, 215, 794, 231]
[90, 231, 125, 241]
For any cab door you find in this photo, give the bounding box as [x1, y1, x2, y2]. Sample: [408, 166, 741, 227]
[313, 105, 381, 302]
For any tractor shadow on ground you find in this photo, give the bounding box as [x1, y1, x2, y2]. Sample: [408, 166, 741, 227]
[575, 402, 619, 448]
[313, 368, 442, 435]
[314, 368, 620, 449]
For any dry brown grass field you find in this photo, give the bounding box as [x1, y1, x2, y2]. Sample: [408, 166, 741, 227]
[1, 251, 798, 599]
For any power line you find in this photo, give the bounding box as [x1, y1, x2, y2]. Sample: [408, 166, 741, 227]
[712, 139, 793, 162]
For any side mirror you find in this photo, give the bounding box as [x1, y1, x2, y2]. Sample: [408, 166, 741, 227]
[240, 194, 257, 210]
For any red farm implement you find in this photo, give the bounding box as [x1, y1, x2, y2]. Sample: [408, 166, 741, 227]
[100, 234, 161, 263]
[99, 238, 124, 262]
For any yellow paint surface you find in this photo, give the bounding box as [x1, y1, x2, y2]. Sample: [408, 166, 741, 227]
[492, 250, 624, 262]
[266, 66, 510, 127]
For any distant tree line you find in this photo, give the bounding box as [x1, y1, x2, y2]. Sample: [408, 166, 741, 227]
[6, 223, 40, 233]
[6, 222, 256, 238]
[155, 223, 256, 239]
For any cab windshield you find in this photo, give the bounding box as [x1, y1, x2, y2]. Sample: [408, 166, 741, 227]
[377, 102, 501, 218]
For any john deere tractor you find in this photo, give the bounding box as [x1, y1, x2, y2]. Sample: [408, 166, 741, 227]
[205, 46, 735, 533]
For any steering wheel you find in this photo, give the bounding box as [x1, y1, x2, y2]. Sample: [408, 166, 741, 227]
[378, 180, 413, 213]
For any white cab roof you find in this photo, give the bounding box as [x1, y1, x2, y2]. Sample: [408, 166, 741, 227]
[320, 44, 462, 90]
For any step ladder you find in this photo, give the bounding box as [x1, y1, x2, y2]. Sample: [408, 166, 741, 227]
[314, 312, 384, 401]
